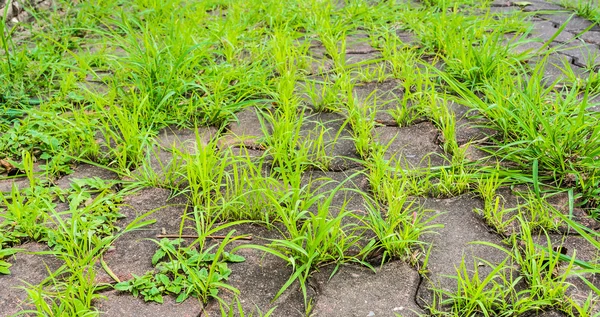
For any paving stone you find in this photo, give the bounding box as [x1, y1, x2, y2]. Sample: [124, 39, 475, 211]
[345, 51, 384, 70]
[0, 163, 45, 193]
[489, 185, 547, 236]
[221, 146, 270, 162]
[552, 42, 600, 68]
[396, 30, 418, 46]
[80, 42, 128, 58]
[351, 61, 393, 82]
[531, 234, 599, 273]
[416, 195, 513, 308]
[450, 102, 496, 146]
[78, 80, 109, 96]
[489, 0, 513, 7]
[507, 38, 546, 56]
[309, 33, 377, 56]
[489, 6, 522, 14]
[353, 80, 405, 124]
[308, 43, 328, 60]
[156, 125, 217, 154]
[300, 111, 360, 171]
[538, 13, 600, 33]
[295, 76, 329, 109]
[346, 33, 378, 54]
[577, 30, 600, 45]
[486, 185, 600, 236]
[78, 70, 112, 95]
[98, 187, 191, 282]
[528, 20, 576, 44]
[344, 51, 388, 79]
[0, 243, 63, 316]
[202, 224, 308, 317]
[374, 122, 448, 169]
[311, 261, 424, 317]
[218, 107, 269, 150]
[296, 169, 377, 256]
[127, 146, 186, 188]
[532, 53, 583, 88]
[586, 93, 600, 112]
[520, 1, 566, 12]
[455, 117, 493, 146]
[309, 57, 335, 75]
[95, 290, 202, 317]
[0, 176, 30, 194]
[566, 273, 600, 315]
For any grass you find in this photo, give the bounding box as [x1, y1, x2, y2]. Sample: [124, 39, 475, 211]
[1, 0, 600, 316]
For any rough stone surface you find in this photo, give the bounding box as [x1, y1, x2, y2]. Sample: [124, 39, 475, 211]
[528, 20, 575, 44]
[219, 107, 269, 150]
[450, 102, 496, 146]
[202, 224, 308, 317]
[95, 290, 202, 317]
[553, 42, 600, 68]
[532, 234, 600, 315]
[521, 1, 565, 12]
[0, 243, 63, 316]
[353, 80, 406, 124]
[311, 261, 424, 317]
[374, 122, 448, 168]
[396, 30, 418, 45]
[0, 176, 31, 193]
[0, 163, 46, 193]
[538, 13, 600, 32]
[416, 195, 513, 308]
[345, 33, 378, 54]
[507, 38, 545, 56]
[533, 53, 587, 87]
[98, 188, 191, 282]
[577, 30, 600, 46]
[522, 311, 568, 317]
[5, 1, 600, 316]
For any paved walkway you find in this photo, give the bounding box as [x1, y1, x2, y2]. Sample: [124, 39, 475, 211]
[1, 0, 600, 316]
